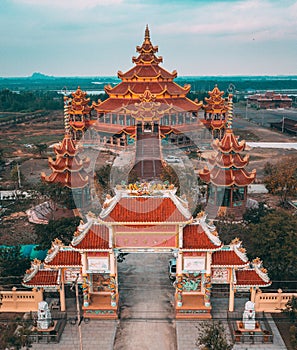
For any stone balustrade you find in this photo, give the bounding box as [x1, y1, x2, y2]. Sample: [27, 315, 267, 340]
[0, 287, 43, 312]
[255, 289, 297, 312]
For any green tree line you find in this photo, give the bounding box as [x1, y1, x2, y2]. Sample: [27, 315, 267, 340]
[0, 89, 63, 112]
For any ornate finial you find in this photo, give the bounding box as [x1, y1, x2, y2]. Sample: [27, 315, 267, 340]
[145, 24, 150, 40]
[227, 93, 233, 129]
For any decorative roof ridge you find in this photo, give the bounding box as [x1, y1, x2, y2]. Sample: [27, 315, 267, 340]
[252, 257, 270, 283]
[229, 237, 249, 262]
[71, 213, 96, 246]
[23, 259, 42, 283]
[193, 212, 222, 246]
[167, 191, 192, 220]
[44, 238, 64, 264]
[99, 192, 122, 219]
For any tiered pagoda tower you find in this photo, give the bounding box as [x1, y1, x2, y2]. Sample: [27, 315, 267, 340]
[67, 87, 92, 141]
[202, 85, 228, 140]
[199, 94, 256, 219]
[41, 106, 91, 208]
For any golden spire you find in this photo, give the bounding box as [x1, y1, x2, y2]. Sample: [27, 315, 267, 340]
[145, 24, 150, 41]
[63, 96, 71, 135]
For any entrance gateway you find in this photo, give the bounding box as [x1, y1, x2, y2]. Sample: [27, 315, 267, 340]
[23, 183, 271, 320]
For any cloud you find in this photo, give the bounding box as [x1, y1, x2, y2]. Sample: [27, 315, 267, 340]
[12, 0, 122, 9]
[157, 0, 297, 42]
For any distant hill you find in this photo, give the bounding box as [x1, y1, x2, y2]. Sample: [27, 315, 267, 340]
[29, 72, 55, 80]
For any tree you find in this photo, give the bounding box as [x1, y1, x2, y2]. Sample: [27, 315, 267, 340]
[0, 320, 32, 350]
[0, 246, 31, 287]
[35, 216, 81, 250]
[195, 321, 233, 350]
[264, 155, 297, 206]
[34, 143, 47, 156]
[283, 296, 297, 323]
[243, 202, 270, 224]
[36, 181, 76, 209]
[246, 209, 297, 281]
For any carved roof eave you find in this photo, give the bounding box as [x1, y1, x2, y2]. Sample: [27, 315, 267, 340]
[105, 84, 191, 101]
[213, 138, 246, 153]
[208, 154, 250, 169]
[44, 238, 64, 264]
[71, 214, 98, 247]
[209, 169, 256, 187]
[41, 171, 89, 189]
[194, 215, 222, 247]
[181, 246, 223, 252]
[132, 56, 163, 65]
[48, 156, 90, 173]
[119, 67, 178, 81]
[235, 268, 271, 287]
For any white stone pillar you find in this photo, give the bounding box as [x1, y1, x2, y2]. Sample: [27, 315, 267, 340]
[81, 253, 87, 275]
[178, 225, 183, 248]
[250, 287, 256, 303]
[229, 271, 235, 312]
[110, 251, 115, 275]
[177, 251, 183, 275]
[206, 252, 212, 274]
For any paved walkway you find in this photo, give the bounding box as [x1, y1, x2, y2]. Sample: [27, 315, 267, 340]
[176, 298, 287, 350]
[29, 298, 117, 350]
[28, 295, 287, 349]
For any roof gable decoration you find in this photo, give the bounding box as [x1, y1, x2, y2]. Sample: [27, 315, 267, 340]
[44, 238, 64, 264]
[229, 237, 249, 263]
[23, 259, 42, 283]
[194, 212, 222, 247]
[99, 192, 122, 220]
[71, 213, 97, 246]
[168, 191, 192, 221]
[251, 257, 270, 284]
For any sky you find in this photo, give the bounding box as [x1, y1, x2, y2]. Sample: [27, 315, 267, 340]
[0, 0, 297, 77]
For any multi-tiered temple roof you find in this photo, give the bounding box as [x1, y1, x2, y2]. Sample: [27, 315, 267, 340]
[201, 85, 229, 140]
[199, 118, 256, 187]
[93, 25, 201, 114]
[41, 133, 90, 189]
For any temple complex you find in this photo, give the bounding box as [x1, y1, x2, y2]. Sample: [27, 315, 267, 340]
[199, 95, 256, 219]
[23, 183, 270, 320]
[21, 26, 270, 322]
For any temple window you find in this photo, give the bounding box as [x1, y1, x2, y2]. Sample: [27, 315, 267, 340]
[112, 114, 117, 124]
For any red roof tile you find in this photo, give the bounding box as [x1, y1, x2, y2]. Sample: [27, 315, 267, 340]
[183, 225, 222, 250]
[46, 250, 81, 267]
[72, 224, 109, 250]
[104, 197, 189, 223]
[24, 270, 59, 287]
[212, 250, 248, 267]
[235, 270, 271, 286]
